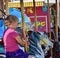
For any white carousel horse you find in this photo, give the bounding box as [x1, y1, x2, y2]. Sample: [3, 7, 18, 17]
[27, 31, 53, 58]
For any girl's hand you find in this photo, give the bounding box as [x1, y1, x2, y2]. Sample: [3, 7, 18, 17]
[23, 36, 30, 46]
[27, 41, 30, 46]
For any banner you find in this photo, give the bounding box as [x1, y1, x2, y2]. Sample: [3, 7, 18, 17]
[25, 6, 48, 32]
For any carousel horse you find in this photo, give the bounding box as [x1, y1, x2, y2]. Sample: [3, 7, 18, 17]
[27, 31, 53, 58]
[16, 27, 53, 58]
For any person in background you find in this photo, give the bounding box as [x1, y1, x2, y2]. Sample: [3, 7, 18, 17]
[3, 15, 34, 58]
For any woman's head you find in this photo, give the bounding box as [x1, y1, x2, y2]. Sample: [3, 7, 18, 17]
[4, 15, 18, 29]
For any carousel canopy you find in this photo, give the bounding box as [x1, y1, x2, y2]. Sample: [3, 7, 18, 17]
[8, 0, 56, 8]
[8, 0, 44, 8]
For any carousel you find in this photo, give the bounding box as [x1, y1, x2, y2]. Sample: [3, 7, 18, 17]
[0, 0, 59, 58]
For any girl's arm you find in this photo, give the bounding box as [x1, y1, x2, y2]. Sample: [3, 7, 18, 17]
[15, 36, 25, 46]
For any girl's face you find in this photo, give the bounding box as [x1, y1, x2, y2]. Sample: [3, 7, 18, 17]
[9, 21, 18, 29]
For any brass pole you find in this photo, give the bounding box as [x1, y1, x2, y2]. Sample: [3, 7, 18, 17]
[5, 0, 8, 15]
[47, 0, 53, 58]
[20, 0, 28, 52]
[55, 0, 58, 42]
[47, 0, 51, 38]
[3, 0, 8, 15]
[33, 0, 38, 31]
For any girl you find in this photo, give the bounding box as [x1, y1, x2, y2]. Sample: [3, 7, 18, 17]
[3, 15, 34, 58]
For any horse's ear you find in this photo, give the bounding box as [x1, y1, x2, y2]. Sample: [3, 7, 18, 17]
[27, 31, 33, 36]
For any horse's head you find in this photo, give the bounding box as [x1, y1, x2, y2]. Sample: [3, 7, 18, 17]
[38, 32, 53, 53]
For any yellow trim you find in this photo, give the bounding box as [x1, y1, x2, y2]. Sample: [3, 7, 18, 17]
[8, 2, 44, 8]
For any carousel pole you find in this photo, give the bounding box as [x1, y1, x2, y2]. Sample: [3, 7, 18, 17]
[55, 0, 58, 42]
[47, 0, 51, 39]
[33, 0, 38, 31]
[20, 0, 28, 52]
[0, 0, 3, 16]
[3, 0, 8, 15]
[47, 0, 53, 58]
